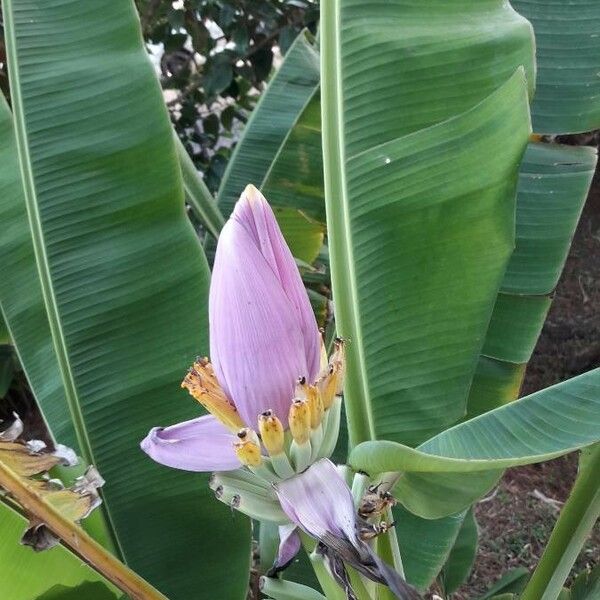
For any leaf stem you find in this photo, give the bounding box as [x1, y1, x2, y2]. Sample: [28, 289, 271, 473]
[301, 534, 346, 600]
[320, 0, 375, 448]
[0, 463, 167, 600]
[521, 444, 600, 600]
[175, 134, 225, 239]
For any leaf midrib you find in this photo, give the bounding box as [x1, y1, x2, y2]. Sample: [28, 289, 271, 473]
[2, 0, 123, 558]
[322, 0, 375, 445]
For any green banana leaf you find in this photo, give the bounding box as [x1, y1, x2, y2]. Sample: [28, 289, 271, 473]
[469, 0, 600, 415]
[320, 0, 534, 449]
[350, 368, 600, 518]
[261, 93, 325, 224]
[439, 508, 478, 595]
[467, 142, 597, 418]
[0, 502, 118, 600]
[511, 0, 600, 134]
[217, 30, 320, 218]
[217, 31, 324, 265]
[395, 508, 466, 591]
[0, 314, 10, 345]
[0, 1, 250, 598]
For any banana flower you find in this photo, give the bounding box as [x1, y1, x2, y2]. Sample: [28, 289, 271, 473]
[141, 186, 416, 599]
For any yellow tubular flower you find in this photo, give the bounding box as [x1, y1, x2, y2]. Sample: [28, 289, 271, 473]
[234, 428, 262, 467]
[307, 385, 324, 429]
[288, 399, 311, 444]
[317, 338, 347, 409]
[181, 357, 244, 432]
[258, 410, 284, 455]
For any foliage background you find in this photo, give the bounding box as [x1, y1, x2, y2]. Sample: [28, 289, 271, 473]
[134, 0, 318, 192]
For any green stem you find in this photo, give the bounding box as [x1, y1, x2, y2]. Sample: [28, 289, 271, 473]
[301, 534, 346, 600]
[521, 444, 600, 600]
[320, 0, 375, 448]
[260, 576, 326, 600]
[174, 134, 225, 239]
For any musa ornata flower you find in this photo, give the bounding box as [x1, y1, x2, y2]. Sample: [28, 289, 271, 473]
[141, 184, 344, 477]
[141, 185, 415, 598]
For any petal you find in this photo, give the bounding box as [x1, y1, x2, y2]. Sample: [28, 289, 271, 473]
[274, 459, 420, 599]
[140, 415, 240, 472]
[210, 217, 309, 427]
[273, 524, 301, 573]
[274, 458, 357, 543]
[232, 186, 320, 381]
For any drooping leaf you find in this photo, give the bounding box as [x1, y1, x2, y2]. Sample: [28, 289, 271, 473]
[439, 508, 478, 595]
[0, 430, 164, 599]
[320, 0, 534, 448]
[350, 369, 600, 517]
[511, 0, 600, 134]
[467, 142, 597, 418]
[0, 2, 250, 597]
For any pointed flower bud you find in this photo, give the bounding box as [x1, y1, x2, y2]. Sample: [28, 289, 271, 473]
[234, 428, 262, 467]
[288, 399, 311, 444]
[209, 185, 321, 428]
[258, 410, 285, 456]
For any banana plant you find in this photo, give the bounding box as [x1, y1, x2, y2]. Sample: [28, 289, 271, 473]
[0, 0, 599, 600]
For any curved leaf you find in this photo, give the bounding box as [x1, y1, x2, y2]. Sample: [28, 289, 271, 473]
[321, 0, 533, 448]
[0, 437, 164, 600]
[511, 0, 600, 134]
[503, 144, 597, 296]
[351, 368, 600, 473]
[0, 1, 250, 597]
[350, 369, 600, 517]
[479, 568, 530, 599]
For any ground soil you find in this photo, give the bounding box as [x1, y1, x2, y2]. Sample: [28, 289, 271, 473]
[454, 145, 600, 599]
